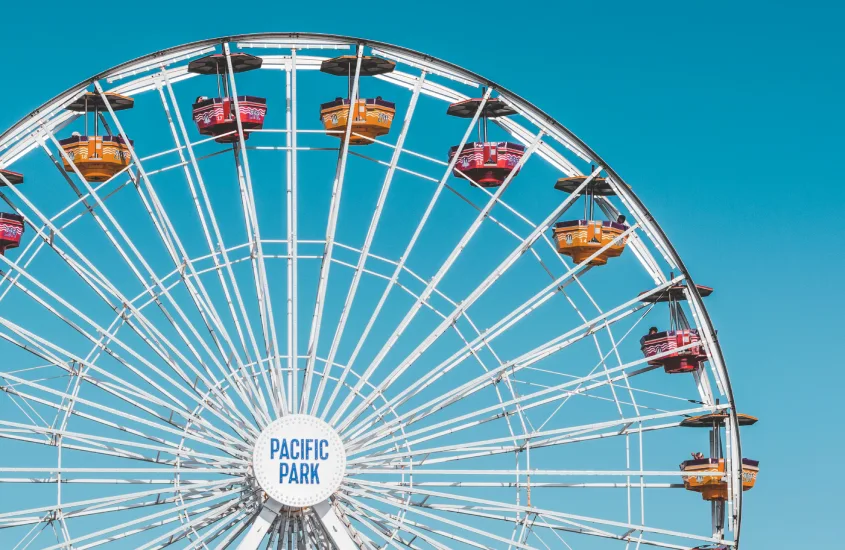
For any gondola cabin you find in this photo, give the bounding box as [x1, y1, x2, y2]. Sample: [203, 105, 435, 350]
[320, 97, 395, 145]
[552, 176, 629, 265]
[61, 92, 134, 183]
[188, 53, 267, 144]
[449, 141, 525, 187]
[553, 219, 627, 265]
[447, 98, 524, 187]
[680, 457, 759, 501]
[639, 283, 713, 373]
[60, 135, 132, 183]
[0, 169, 24, 186]
[0, 212, 24, 255]
[319, 55, 396, 145]
[640, 328, 707, 373]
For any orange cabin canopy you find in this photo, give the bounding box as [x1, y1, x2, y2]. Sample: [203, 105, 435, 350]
[188, 53, 267, 143]
[552, 219, 628, 266]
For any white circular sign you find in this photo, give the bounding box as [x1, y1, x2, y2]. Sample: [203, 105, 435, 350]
[252, 414, 346, 507]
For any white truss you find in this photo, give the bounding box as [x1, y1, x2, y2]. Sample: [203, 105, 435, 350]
[0, 33, 746, 550]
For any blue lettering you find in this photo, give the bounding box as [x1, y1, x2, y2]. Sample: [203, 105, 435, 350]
[271, 438, 331, 486]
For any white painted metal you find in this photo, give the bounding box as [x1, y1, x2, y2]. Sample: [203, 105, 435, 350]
[313, 499, 360, 550]
[301, 46, 364, 413]
[0, 33, 746, 550]
[237, 498, 283, 550]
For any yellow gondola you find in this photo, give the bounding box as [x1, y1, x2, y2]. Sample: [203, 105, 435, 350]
[319, 55, 396, 145]
[60, 92, 134, 183]
[552, 176, 628, 265]
[680, 410, 759, 501]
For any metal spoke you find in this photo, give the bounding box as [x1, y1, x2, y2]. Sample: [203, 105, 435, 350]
[0, 35, 744, 550]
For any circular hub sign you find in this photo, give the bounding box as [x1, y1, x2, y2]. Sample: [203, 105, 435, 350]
[252, 414, 346, 507]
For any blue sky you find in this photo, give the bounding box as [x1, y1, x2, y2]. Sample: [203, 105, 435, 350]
[1, 1, 842, 548]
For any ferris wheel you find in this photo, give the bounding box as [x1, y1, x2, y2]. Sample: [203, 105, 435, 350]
[0, 33, 758, 550]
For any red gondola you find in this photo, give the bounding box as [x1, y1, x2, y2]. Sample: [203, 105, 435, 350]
[0, 170, 25, 255]
[640, 282, 712, 373]
[188, 53, 267, 144]
[680, 411, 759, 524]
[0, 212, 24, 255]
[447, 98, 524, 187]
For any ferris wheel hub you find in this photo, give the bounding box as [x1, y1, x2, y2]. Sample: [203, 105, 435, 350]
[251, 414, 346, 508]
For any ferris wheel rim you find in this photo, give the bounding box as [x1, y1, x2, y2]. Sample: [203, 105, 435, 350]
[0, 32, 745, 548]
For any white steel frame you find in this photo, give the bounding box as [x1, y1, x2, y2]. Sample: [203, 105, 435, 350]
[0, 33, 746, 550]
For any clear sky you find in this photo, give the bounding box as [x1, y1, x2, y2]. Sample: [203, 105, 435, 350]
[2, 1, 842, 548]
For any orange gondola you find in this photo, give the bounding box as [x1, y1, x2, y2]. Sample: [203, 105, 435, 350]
[319, 55, 396, 145]
[680, 408, 759, 502]
[60, 92, 134, 183]
[552, 175, 628, 265]
[188, 53, 267, 144]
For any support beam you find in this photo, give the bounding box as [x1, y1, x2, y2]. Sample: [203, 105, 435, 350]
[237, 498, 283, 550]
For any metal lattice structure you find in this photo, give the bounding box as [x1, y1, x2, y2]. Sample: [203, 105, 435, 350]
[0, 33, 751, 550]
